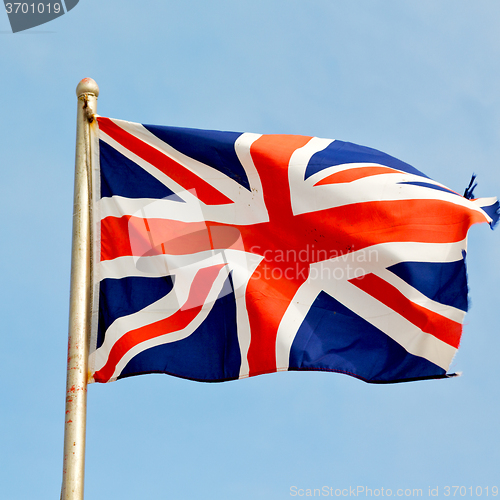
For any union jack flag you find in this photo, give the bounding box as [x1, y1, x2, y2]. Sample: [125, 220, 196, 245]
[88, 117, 499, 384]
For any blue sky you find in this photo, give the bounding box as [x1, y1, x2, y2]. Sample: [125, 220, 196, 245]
[1, 1, 499, 499]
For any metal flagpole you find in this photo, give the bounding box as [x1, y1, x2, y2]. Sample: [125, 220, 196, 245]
[61, 78, 99, 500]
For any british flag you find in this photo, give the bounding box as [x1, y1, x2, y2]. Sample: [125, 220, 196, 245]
[88, 117, 499, 384]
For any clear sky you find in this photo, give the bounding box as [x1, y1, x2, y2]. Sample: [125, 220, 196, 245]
[1, 1, 499, 499]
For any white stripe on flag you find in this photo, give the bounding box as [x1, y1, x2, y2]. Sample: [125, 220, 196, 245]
[275, 240, 466, 371]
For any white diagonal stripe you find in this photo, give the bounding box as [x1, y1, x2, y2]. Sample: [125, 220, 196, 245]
[90, 262, 231, 376]
[275, 240, 467, 371]
[287, 138, 492, 222]
[108, 264, 232, 381]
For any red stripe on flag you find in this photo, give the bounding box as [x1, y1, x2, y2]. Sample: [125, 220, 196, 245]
[94, 264, 225, 383]
[101, 198, 486, 262]
[349, 273, 462, 348]
[314, 166, 400, 185]
[237, 198, 486, 267]
[245, 134, 312, 376]
[101, 216, 244, 261]
[101, 216, 132, 261]
[97, 117, 234, 206]
[250, 134, 312, 221]
[295, 199, 486, 249]
[245, 260, 309, 377]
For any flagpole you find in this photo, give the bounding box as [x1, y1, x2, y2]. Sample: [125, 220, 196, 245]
[61, 78, 99, 500]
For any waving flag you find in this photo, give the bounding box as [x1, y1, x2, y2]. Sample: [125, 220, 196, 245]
[88, 117, 499, 384]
